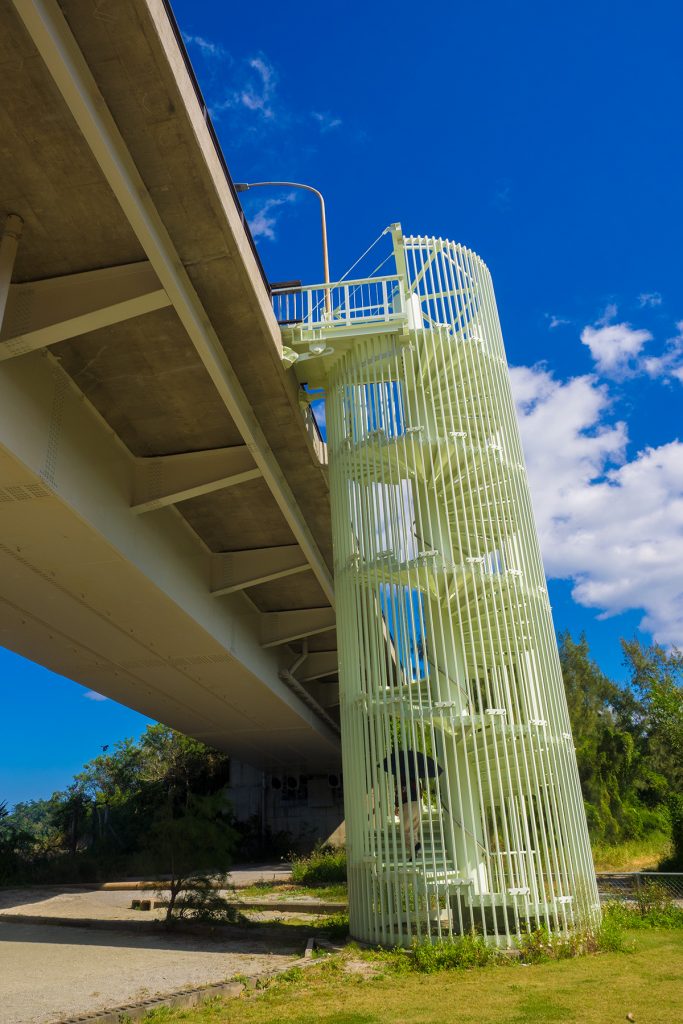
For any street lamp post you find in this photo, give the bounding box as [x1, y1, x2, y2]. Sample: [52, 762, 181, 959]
[235, 181, 331, 315]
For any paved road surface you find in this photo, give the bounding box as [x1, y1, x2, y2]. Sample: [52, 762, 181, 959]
[0, 920, 299, 1024]
[0, 866, 304, 1023]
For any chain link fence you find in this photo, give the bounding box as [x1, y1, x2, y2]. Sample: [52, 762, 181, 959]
[596, 872, 683, 903]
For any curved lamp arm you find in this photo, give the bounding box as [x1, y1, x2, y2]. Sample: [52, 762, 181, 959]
[235, 181, 330, 314]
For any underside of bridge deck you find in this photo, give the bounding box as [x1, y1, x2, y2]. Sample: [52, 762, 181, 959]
[0, 0, 340, 768]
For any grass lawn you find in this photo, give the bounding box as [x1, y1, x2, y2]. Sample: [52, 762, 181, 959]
[144, 929, 682, 1024]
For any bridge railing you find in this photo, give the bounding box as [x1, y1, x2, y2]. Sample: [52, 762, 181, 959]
[272, 275, 405, 329]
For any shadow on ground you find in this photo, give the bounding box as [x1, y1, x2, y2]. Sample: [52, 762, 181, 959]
[0, 916, 330, 954]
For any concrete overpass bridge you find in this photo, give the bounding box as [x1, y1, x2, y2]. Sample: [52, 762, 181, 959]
[2, 0, 599, 947]
[0, 0, 341, 770]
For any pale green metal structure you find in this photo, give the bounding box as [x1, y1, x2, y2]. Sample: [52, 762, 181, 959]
[275, 225, 599, 946]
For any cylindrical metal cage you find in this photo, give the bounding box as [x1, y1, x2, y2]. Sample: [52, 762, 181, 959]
[326, 232, 599, 946]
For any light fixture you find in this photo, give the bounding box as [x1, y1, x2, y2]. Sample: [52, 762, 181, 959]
[234, 181, 330, 314]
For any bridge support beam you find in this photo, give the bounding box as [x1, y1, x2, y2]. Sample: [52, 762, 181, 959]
[211, 545, 310, 596]
[261, 609, 336, 648]
[131, 446, 260, 513]
[298, 651, 339, 681]
[0, 262, 170, 362]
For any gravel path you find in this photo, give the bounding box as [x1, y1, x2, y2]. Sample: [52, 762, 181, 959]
[0, 920, 300, 1024]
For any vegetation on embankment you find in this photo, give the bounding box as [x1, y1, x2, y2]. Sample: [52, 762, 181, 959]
[592, 831, 672, 872]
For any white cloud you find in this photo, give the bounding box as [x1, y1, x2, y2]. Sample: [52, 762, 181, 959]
[545, 314, 571, 329]
[596, 302, 618, 326]
[182, 33, 226, 59]
[510, 364, 683, 646]
[208, 52, 279, 124]
[83, 690, 108, 702]
[580, 321, 652, 378]
[580, 310, 683, 385]
[579, 302, 683, 385]
[247, 193, 296, 241]
[641, 321, 683, 383]
[639, 292, 662, 308]
[312, 111, 342, 132]
[189, 46, 345, 156]
[239, 56, 276, 119]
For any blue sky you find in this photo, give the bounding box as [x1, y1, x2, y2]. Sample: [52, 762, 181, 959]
[2, 0, 682, 807]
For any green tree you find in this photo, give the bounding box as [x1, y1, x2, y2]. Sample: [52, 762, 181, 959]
[1, 725, 233, 883]
[135, 727, 235, 922]
[622, 639, 683, 865]
[75, 739, 144, 851]
[9, 797, 63, 855]
[144, 791, 237, 925]
[560, 632, 682, 856]
[560, 632, 644, 842]
[50, 785, 91, 858]
[622, 639, 683, 792]
[0, 800, 35, 883]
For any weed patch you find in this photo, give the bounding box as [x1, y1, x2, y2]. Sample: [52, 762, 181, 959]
[517, 920, 632, 962]
[595, 913, 631, 952]
[238, 880, 347, 903]
[290, 844, 347, 886]
[409, 934, 501, 972]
